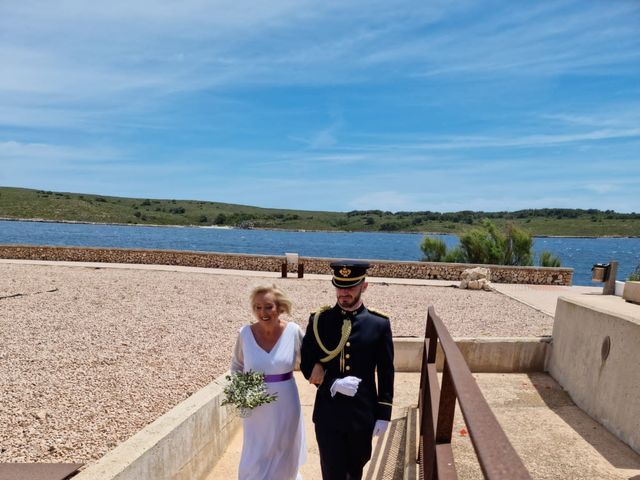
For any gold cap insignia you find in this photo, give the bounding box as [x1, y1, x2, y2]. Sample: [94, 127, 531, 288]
[339, 267, 352, 277]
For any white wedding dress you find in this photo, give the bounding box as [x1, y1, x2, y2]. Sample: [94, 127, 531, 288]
[231, 322, 307, 480]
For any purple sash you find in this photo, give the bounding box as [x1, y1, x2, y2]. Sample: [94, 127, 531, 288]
[264, 371, 293, 383]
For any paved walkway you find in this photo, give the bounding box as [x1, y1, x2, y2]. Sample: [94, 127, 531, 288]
[207, 372, 424, 480]
[492, 283, 602, 316]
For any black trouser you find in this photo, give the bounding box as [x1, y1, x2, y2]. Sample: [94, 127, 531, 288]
[315, 422, 374, 480]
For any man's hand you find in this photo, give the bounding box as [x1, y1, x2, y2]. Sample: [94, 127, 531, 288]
[373, 420, 389, 436]
[309, 362, 325, 385]
[330, 376, 362, 397]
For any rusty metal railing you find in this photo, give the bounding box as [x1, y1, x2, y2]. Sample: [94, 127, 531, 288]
[417, 306, 531, 479]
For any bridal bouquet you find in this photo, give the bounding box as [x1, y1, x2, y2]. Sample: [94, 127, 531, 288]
[222, 371, 277, 417]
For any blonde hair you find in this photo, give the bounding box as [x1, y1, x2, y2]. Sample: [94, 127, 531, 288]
[250, 284, 292, 316]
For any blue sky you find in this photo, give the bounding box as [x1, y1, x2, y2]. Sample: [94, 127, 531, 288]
[1, 0, 639, 213]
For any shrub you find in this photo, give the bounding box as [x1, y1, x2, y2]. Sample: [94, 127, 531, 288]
[443, 247, 466, 263]
[379, 222, 400, 231]
[332, 218, 348, 227]
[539, 250, 561, 267]
[503, 223, 533, 266]
[628, 265, 640, 281]
[420, 236, 447, 262]
[419, 219, 542, 266]
[459, 226, 503, 264]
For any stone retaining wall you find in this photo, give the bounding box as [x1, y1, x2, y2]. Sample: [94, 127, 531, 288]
[0, 245, 573, 285]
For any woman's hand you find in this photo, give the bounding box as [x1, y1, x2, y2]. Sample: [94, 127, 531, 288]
[309, 362, 325, 385]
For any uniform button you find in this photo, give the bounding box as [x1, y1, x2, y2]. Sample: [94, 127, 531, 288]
[346, 342, 351, 347]
[345, 366, 351, 371]
[345, 354, 350, 359]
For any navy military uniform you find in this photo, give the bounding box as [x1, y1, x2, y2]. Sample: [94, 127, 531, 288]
[301, 261, 394, 480]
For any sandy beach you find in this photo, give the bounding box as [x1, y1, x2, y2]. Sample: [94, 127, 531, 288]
[0, 262, 552, 465]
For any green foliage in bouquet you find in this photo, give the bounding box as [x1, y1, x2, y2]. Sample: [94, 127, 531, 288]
[222, 371, 278, 411]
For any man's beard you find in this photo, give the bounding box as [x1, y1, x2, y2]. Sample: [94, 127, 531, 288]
[337, 289, 362, 310]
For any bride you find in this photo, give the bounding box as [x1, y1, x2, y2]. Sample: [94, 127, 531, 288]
[230, 285, 309, 480]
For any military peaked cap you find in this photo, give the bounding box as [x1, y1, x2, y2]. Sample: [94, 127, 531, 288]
[330, 260, 370, 288]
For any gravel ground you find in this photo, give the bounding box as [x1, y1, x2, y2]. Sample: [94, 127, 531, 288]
[0, 263, 552, 465]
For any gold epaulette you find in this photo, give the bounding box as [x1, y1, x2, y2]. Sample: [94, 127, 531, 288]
[368, 308, 390, 319]
[311, 305, 331, 316]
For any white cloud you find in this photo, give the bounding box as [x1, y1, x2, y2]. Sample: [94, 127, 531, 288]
[3, 0, 634, 108]
[583, 183, 618, 195]
[0, 140, 122, 164]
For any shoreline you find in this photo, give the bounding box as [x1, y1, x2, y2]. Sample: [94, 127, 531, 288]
[1, 216, 638, 239]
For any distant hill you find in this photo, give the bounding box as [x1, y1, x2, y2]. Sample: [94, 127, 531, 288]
[1, 186, 639, 237]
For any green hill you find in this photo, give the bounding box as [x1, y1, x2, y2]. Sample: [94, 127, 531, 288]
[1, 186, 639, 237]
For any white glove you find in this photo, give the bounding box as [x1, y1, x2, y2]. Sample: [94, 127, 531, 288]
[330, 376, 362, 397]
[373, 420, 389, 437]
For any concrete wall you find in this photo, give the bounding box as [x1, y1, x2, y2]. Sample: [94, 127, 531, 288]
[73, 374, 239, 480]
[0, 245, 573, 285]
[393, 337, 550, 373]
[549, 296, 640, 454]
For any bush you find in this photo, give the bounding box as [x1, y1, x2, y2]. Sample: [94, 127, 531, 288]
[539, 250, 561, 267]
[503, 223, 533, 266]
[419, 219, 541, 266]
[420, 236, 447, 262]
[628, 265, 640, 281]
[379, 222, 400, 231]
[332, 218, 348, 227]
[459, 226, 503, 264]
[443, 247, 466, 263]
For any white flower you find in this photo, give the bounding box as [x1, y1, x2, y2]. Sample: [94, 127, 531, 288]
[222, 371, 277, 410]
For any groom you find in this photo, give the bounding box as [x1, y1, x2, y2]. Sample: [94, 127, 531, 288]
[301, 260, 394, 480]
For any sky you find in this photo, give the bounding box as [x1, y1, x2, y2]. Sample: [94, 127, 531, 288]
[1, 1, 639, 213]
